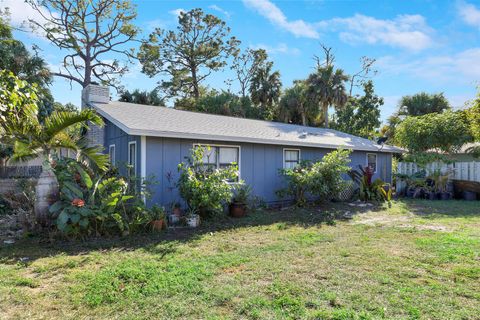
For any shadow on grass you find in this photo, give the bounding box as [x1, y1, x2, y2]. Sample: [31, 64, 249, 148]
[401, 199, 480, 219]
[0, 202, 385, 264]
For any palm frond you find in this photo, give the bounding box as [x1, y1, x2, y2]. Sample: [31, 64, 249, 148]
[10, 140, 42, 164]
[44, 109, 104, 139]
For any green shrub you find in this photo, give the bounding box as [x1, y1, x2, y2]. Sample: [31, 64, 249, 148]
[177, 146, 238, 217]
[277, 148, 352, 206]
[49, 158, 154, 236]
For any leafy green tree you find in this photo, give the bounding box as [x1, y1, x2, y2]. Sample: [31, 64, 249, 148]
[139, 8, 239, 100]
[332, 81, 382, 139]
[0, 14, 53, 120]
[27, 0, 139, 90]
[52, 102, 78, 113]
[230, 48, 267, 97]
[398, 92, 450, 116]
[278, 80, 318, 126]
[465, 92, 480, 156]
[395, 111, 472, 154]
[249, 58, 282, 120]
[119, 89, 165, 106]
[306, 46, 349, 128]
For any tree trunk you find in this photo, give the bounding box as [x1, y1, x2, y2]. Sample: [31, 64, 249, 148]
[191, 66, 200, 99]
[301, 112, 307, 126]
[323, 103, 329, 128]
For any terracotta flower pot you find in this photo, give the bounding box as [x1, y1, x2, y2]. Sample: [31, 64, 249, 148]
[151, 220, 165, 231]
[229, 203, 247, 218]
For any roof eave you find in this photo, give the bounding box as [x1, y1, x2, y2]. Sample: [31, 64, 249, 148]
[94, 104, 401, 154]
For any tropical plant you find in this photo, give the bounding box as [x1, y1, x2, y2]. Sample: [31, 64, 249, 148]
[177, 146, 238, 217]
[277, 149, 352, 206]
[358, 166, 391, 203]
[249, 58, 282, 120]
[231, 183, 252, 204]
[278, 80, 318, 126]
[395, 111, 472, 154]
[230, 48, 268, 97]
[397, 92, 450, 117]
[49, 157, 154, 236]
[306, 56, 349, 128]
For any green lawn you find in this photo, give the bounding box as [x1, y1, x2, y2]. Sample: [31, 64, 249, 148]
[1, 200, 479, 319]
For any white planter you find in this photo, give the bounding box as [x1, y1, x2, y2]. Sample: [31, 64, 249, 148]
[186, 214, 200, 228]
[34, 168, 58, 225]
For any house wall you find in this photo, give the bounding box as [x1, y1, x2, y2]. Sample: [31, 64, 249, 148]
[102, 120, 393, 207]
[104, 119, 141, 178]
[144, 136, 392, 207]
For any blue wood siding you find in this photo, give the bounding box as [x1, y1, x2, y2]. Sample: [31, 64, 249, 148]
[103, 119, 141, 178]
[102, 119, 393, 207]
[144, 137, 393, 207]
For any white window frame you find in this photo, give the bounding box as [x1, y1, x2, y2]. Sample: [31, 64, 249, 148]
[192, 144, 241, 181]
[283, 148, 301, 169]
[366, 153, 377, 173]
[108, 144, 116, 166]
[128, 141, 137, 175]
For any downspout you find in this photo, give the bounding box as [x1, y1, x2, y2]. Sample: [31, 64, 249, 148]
[141, 136, 147, 205]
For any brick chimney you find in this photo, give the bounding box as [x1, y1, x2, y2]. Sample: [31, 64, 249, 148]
[81, 84, 109, 147]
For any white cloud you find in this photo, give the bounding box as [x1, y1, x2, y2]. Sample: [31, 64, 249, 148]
[0, 0, 47, 25]
[209, 5, 231, 19]
[377, 48, 480, 84]
[169, 8, 186, 17]
[145, 19, 167, 31]
[250, 43, 300, 55]
[321, 14, 434, 52]
[242, 0, 319, 39]
[457, 1, 480, 28]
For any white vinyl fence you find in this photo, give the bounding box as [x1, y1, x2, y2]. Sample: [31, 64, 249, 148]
[396, 161, 480, 192]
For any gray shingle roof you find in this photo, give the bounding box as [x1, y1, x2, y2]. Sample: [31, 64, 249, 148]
[94, 101, 402, 153]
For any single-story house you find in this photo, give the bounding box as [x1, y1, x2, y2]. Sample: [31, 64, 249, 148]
[82, 85, 402, 207]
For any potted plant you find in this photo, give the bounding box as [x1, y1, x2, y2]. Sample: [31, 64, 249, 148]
[149, 205, 166, 231]
[172, 202, 182, 216]
[229, 184, 251, 218]
[185, 209, 200, 228]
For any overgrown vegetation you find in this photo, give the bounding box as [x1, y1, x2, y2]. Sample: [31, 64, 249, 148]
[177, 146, 238, 217]
[277, 149, 352, 206]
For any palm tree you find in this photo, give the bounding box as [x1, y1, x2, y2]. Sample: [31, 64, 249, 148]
[11, 110, 108, 223]
[306, 64, 349, 128]
[1, 70, 108, 223]
[249, 61, 282, 120]
[278, 80, 317, 126]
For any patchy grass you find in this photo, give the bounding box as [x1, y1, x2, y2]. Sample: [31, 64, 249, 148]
[0, 200, 479, 319]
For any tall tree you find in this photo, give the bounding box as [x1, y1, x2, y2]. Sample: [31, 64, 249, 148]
[397, 92, 450, 116]
[0, 14, 53, 119]
[332, 81, 382, 139]
[249, 59, 282, 120]
[278, 80, 318, 126]
[306, 45, 349, 128]
[27, 0, 139, 90]
[139, 8, 239, 100]
[119, 88, 165, 106]
[230, 48, 267, 97]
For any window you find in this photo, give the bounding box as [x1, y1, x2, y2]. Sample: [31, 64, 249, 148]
[128, 141, 136, 175]
[109, 144, 116, 166]
[367, 153, 377, 173]
[195, 145, 240, 180]
[284, 149, 300, 169]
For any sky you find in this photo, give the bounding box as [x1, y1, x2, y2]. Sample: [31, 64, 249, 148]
[2, 0, 480, 123]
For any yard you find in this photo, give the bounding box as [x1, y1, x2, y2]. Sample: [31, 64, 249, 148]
[0, 200, 479, 320]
